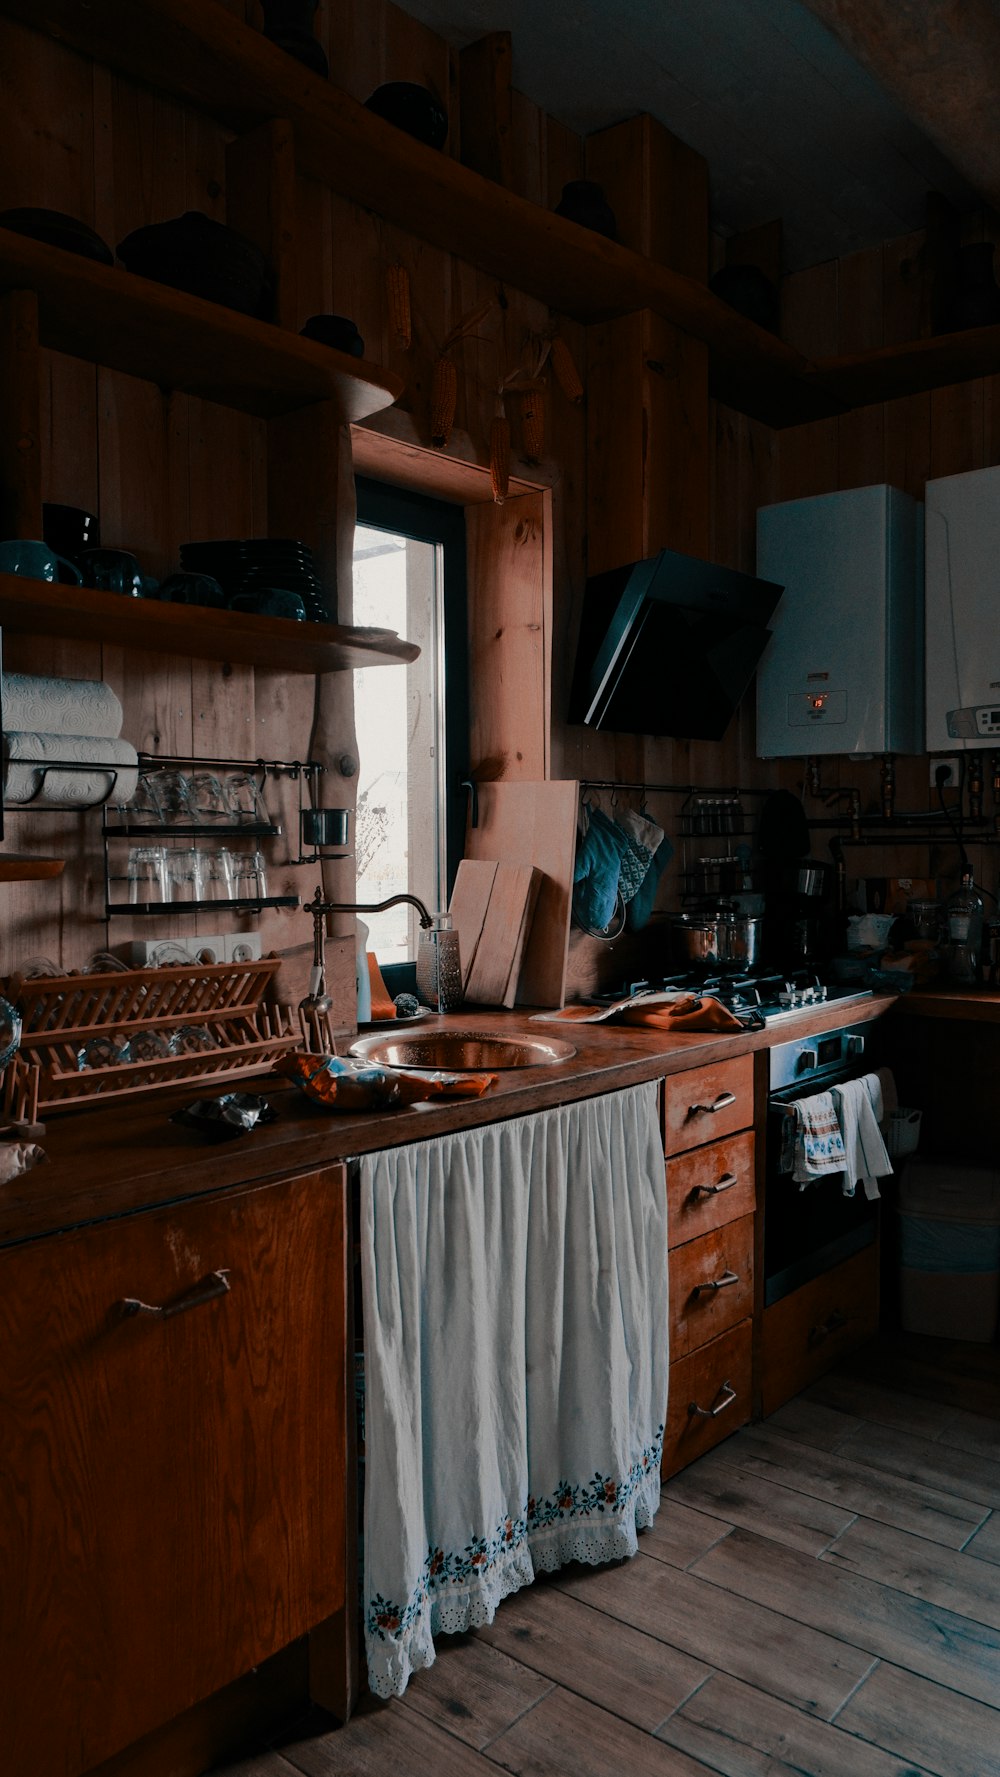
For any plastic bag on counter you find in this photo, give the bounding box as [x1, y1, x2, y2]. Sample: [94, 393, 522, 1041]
[275, 1051, 497, 1110]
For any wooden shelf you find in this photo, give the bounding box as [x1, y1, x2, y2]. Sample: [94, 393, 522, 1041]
[0, 229, 403, 421]
[810, 321, 1000, 412]
[0, 853, 65, 880]
[0, 575, 420, 671]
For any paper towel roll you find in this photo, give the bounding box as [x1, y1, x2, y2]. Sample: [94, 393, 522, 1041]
[3, 732, 138, 808]
[2, 674, 123, 739]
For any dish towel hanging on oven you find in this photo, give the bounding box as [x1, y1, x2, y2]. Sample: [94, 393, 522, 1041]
[831, 1073, 894, 1200]
[789, 1090, 848, 1186]
[358, 1081, 668, 1700]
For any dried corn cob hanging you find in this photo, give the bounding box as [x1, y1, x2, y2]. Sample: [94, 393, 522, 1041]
[430, 355, 458, 449]
[520, 378, 546, 461]
[490, 408, 510, 504]
[386, 261, 412, 350]
[549, 332, 584, 404]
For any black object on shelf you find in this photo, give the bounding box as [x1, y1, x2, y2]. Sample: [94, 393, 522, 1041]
[116, 211, 273, 321]
[364, 82, 448, 150]
[554, 181, 618, 241]
[0, 207, 113, 266]
[260, 0, 328, 76]
[43, 502, 100, 558]
[300, 313, 365, 356]
[104, 820, 280, 841]
[108, 895, 299, 917]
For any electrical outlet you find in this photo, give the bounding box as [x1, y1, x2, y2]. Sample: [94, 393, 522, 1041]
[930, 757, 959, 788]
[225, 932, 262, 964]
[126, 936, 226, 967]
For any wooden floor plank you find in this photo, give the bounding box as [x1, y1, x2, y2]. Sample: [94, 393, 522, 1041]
[399, 1633, 554, 1750]
[664, 1455, 856, 1555]
[835, 1420, 1000, 1511]
[806, 1371, 1000, 1458]
[473, 1582, 711, 1732]
[273, 1696, 500, 1775]
[822, 1513, 1000, 1630]
[965, 1511, 1000, 1568]
[656, 1669, 936, 1777]
[837, 1336, 1000, 1421]
[834, 1661, 1000, 1777]
[764, 1394, 862, 1450]
[485, 1686, 722, 1776]
[552, 1553, 876, 1719]
[690, 1526, 1000, 1708]
[696, 1423, 989, 1548]
[638, 1495, 733, 1568]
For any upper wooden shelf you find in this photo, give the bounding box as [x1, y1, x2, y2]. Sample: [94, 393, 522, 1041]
[0, 853, 65, 881]
[6, 0, 1000, 425]
[0, 575, 420, 672]
[0, 229, 403, 421]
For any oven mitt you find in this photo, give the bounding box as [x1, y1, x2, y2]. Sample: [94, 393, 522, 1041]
[627, 833, 674, 931]
[572, 806, 630, 930]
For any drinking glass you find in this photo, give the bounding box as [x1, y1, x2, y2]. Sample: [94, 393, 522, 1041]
[153, 770, 198, 823]
[118, 771, 163, 824]
[224, 771, 269, 826]
[167, 847, 207, 902]
[188, 771, 230, 823]
[128, 845, 169, 904]
[203, 847, 235, 900]
[231, 850, 268, 903]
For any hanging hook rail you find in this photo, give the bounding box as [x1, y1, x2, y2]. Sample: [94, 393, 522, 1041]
[578, 779, 771, 797]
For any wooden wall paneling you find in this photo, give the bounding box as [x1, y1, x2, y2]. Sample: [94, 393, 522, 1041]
[326, 195, 384, 359]
[0, 288, 43, 538]
[459, 33, 514, 189]
[585, 114, 709, 282]
[777, 261, 838, 501]
[0, 18, 98, 219]
[296, 177, 337, 325]
[929, 379, 986, 478]
[466, 490, 549, 781]
[726, 222, 782, 289]
[267, 399, 342, 612]
[225, 119, 299, 331]
[836, 247, 885, 492]
[383, 0, 455, 147]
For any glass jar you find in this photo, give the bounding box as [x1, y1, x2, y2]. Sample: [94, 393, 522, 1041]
[944, 871, 984, 985]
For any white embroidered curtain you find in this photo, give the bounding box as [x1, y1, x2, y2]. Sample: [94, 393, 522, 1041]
[359, 1081, 669, 1698]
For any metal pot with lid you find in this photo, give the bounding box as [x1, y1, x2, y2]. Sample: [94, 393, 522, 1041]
[669, 905, 763, 973]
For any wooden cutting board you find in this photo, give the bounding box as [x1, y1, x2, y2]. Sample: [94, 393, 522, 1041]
[448, 858, 497, 988]
[457, 862, 541, 1007]
[462, 780, 579, 1007]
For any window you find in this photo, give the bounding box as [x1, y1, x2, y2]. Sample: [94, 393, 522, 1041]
[351, 479, 468, 979]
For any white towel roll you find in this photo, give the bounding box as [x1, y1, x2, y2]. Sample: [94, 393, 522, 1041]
[2, 674, 123, 739]
[3, 731, 138, 808]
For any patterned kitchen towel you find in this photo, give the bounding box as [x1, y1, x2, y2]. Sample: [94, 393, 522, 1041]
[791, 1091, 848, 1187]
[831, 1074, 893, 1201]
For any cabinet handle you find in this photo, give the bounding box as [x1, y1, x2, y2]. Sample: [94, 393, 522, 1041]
[807, 1308, 848, 1348]
[694, 1171, 738, 1197]
[121, 1268, 231, 1320]
[688, 1379, 737, 1419]
[688, 1090, 736, 1118]
[693, 1268, 740, 1295]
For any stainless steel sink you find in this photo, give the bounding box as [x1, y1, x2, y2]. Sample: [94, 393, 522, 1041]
[348, 1029, 577, 1070]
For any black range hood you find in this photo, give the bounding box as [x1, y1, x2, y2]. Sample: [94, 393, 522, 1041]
[569, 546, 784, 742]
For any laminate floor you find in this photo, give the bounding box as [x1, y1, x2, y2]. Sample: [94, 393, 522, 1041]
[214, 1335, 1000, 1777]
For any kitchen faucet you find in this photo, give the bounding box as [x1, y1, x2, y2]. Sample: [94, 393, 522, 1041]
[297, 887, 455, 1050]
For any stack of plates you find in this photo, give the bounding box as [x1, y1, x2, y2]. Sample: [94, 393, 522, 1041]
[179, 538, 329, 622]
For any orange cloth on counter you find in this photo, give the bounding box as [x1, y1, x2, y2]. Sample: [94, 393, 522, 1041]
[617, 995, 745, 1033]
[367, 951, 397, 1020]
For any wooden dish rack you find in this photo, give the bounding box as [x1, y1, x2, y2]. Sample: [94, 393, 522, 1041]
[2, 958, 295, 1119]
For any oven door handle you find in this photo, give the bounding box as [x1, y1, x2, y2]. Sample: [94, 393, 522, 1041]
[688, 1089, 736, 1118]
[688, 1379, 737, 1419]
[693, 1268, 740, 1294]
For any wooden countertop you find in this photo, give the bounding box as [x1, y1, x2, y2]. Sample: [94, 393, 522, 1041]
[0, 995, 896, 1249]
[893, 985, 1000, 1021]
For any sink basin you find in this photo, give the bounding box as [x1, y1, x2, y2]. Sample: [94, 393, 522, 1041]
[348, 1029, 577, 1070]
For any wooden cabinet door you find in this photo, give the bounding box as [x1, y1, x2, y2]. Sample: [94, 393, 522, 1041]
[669, 1212, 755, 1361]
[0, 1164, 347, 1777]
[760, 1242, 880, 1417]
[663, 1321, 752, 1478]
[666, 1130, 755, 1249]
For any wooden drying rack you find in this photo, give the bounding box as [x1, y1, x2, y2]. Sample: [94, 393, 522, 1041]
[2, 957, 295, 1118]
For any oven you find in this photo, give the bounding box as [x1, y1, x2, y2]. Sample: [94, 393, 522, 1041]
[764, 1020, 881, 1306]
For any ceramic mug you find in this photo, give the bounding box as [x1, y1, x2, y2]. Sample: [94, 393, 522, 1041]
[157, 570, 226, 608]
[229, 586, 307, 620]
[0, 538, 82, 583]
[77, 547, 145, 597]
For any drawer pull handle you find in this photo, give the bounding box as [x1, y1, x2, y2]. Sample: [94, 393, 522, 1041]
[688, 1090, 736, 1118]
[121, 1268, 231, 1321]
[694, 1171, 738, 1198]
[693, 1268, 740, 1295]
[688, 1379, 737, 1419]
[807, 1308, 848, 1348]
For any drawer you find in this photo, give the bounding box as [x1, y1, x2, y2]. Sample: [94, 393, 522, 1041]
[663, 1054, 754, 1154]
[760, 1242, 880, 1417]
[663, 1320, 752, 1478]
[669, 1212, 754, 1360]
[667, 1130, 755, 1249]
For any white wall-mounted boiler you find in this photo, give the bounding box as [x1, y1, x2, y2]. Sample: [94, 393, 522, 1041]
[925, 464, 1000, 750]
[755, 484, 923, 758]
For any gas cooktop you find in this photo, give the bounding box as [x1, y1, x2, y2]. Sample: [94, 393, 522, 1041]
[594, 969, 874, 1031]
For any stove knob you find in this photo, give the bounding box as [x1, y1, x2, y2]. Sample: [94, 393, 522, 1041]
[797, 1047, 819, 1072]
[845, 1033, 865, 1057]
